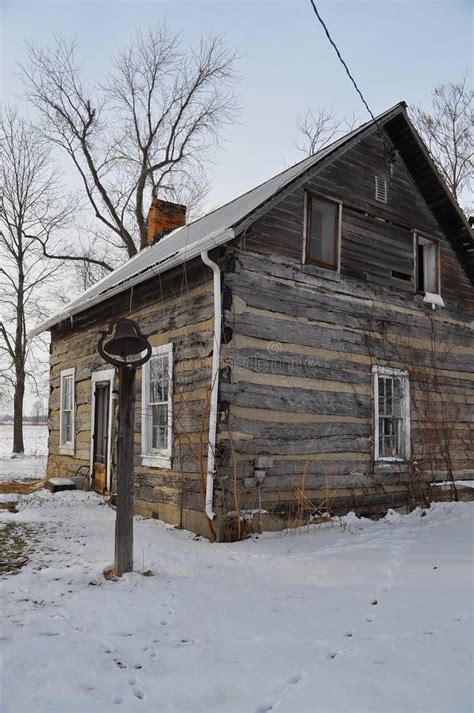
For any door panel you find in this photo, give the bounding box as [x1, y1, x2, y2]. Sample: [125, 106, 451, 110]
[92, 384, 109, 493]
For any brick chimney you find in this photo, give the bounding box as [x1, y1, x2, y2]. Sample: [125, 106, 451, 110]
[146, 198, 186, 246]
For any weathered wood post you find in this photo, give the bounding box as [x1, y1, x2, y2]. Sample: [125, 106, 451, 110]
[98, 319, 151, 577]
[115, 365, 136, 575]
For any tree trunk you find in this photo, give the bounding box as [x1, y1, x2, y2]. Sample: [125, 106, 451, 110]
[12, 373, 24, 453]
[12, 267, 25, 454]
[114, 365, 136, 575]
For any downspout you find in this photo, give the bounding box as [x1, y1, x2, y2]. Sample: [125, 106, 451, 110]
[200, 250, 222, 523]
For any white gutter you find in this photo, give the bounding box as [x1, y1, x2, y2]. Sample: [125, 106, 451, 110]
[200, 249, 222, 521]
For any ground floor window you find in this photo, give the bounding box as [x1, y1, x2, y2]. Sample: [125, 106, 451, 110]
[373, 366, 410, 461]
[59, 367, 75, 454]
[141, 343, 173, 468]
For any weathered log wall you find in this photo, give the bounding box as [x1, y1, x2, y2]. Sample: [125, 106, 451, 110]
[47, 258, 217, 537]
[216, 131, 473, 530]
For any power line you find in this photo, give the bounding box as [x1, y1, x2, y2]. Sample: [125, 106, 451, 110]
[308, 0, 395, 159]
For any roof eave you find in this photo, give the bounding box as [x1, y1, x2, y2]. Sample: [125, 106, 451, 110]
[28, 227, 235, 338]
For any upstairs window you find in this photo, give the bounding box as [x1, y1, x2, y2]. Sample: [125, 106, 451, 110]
[375, 176, 388, 203]
[141, 343, 173, 468]
[373, 366, 410, 461]
[59, 367, 75, 454]
[415, 234, 440, 294]
[304, 192, 341, 270]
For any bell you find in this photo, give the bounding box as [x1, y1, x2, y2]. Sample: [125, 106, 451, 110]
[103, 319, 149, 359]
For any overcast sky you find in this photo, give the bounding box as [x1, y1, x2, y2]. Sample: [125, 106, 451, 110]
[1, 0, 472, 213]
[0, 0, 471, 416]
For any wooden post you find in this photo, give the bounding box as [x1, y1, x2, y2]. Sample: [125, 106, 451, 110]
[114, 365, 136, 575]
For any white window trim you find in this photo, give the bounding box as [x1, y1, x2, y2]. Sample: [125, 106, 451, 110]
[89, 369, 115, 491]
[59, 367, 75, 456]
[302, 190, 342, 273]
[141, 343, 173, 469]
[373, 365, 411, 462]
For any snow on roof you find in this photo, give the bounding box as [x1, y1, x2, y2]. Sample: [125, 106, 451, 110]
[30, 103, 406, 336]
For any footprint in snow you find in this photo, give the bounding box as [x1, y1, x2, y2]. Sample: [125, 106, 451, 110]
[113, 696, 124, 705]
[114, 659, 127, 670]
[133, 688, 144, 700]
[288, 675, 302, 684]
[254, 673, 305, 713]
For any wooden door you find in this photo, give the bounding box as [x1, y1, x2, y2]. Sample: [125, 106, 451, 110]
[92, 384, 110, 493]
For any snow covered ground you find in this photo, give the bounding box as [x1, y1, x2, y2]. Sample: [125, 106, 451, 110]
[0, 425, 47, 482]
[0, 491, 472, 713]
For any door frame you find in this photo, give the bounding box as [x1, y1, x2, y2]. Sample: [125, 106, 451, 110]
[90, 369, 115, 491]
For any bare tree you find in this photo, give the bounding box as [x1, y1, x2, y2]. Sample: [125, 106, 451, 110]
[411, 76, 473, 209]
[294, 107, 359, 157]
[0, 106, 71, 453]
[21, 29, 239, 263]
[31, 397, 46, 424]
[0, 372, 12, 412]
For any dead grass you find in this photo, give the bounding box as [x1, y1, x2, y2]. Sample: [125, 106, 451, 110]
[0, 478, 46, 494]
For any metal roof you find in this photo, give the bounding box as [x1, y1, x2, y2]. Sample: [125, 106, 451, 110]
[31, 103, 414, 336]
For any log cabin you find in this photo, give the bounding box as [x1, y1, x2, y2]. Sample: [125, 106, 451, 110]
[32, 102, 474, 540]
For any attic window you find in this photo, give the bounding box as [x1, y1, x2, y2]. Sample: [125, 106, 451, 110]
[375, 176, 387, 203]
[304, 192, 341, 271]
[415, 234, 440, 295]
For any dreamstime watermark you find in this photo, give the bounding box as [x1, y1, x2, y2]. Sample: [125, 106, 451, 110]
[222, 341, 320, 376]
[195, 340, 322, 375]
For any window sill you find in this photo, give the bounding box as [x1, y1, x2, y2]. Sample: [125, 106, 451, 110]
[414, 292, 444, 308]
[141, 454, 172, 470]
[375, 457, 409, 464]
[59, 444, 75, 457]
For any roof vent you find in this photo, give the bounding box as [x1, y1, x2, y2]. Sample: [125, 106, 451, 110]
[375, 176, 387, 203]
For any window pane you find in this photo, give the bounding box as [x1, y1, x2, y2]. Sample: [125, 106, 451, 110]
[151, 404, 168, 450]
[62, 376, 72, 411]
[309, 197, 337, 267]
[424, 242, 437, 292]
[393, 379, 402, 417]
[149, 356, 169, 404]
[63, 410, 72, 444]
[417, 243, 425, 292]
[377, 375, 404, 458]
[417, 239, 437, 293]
